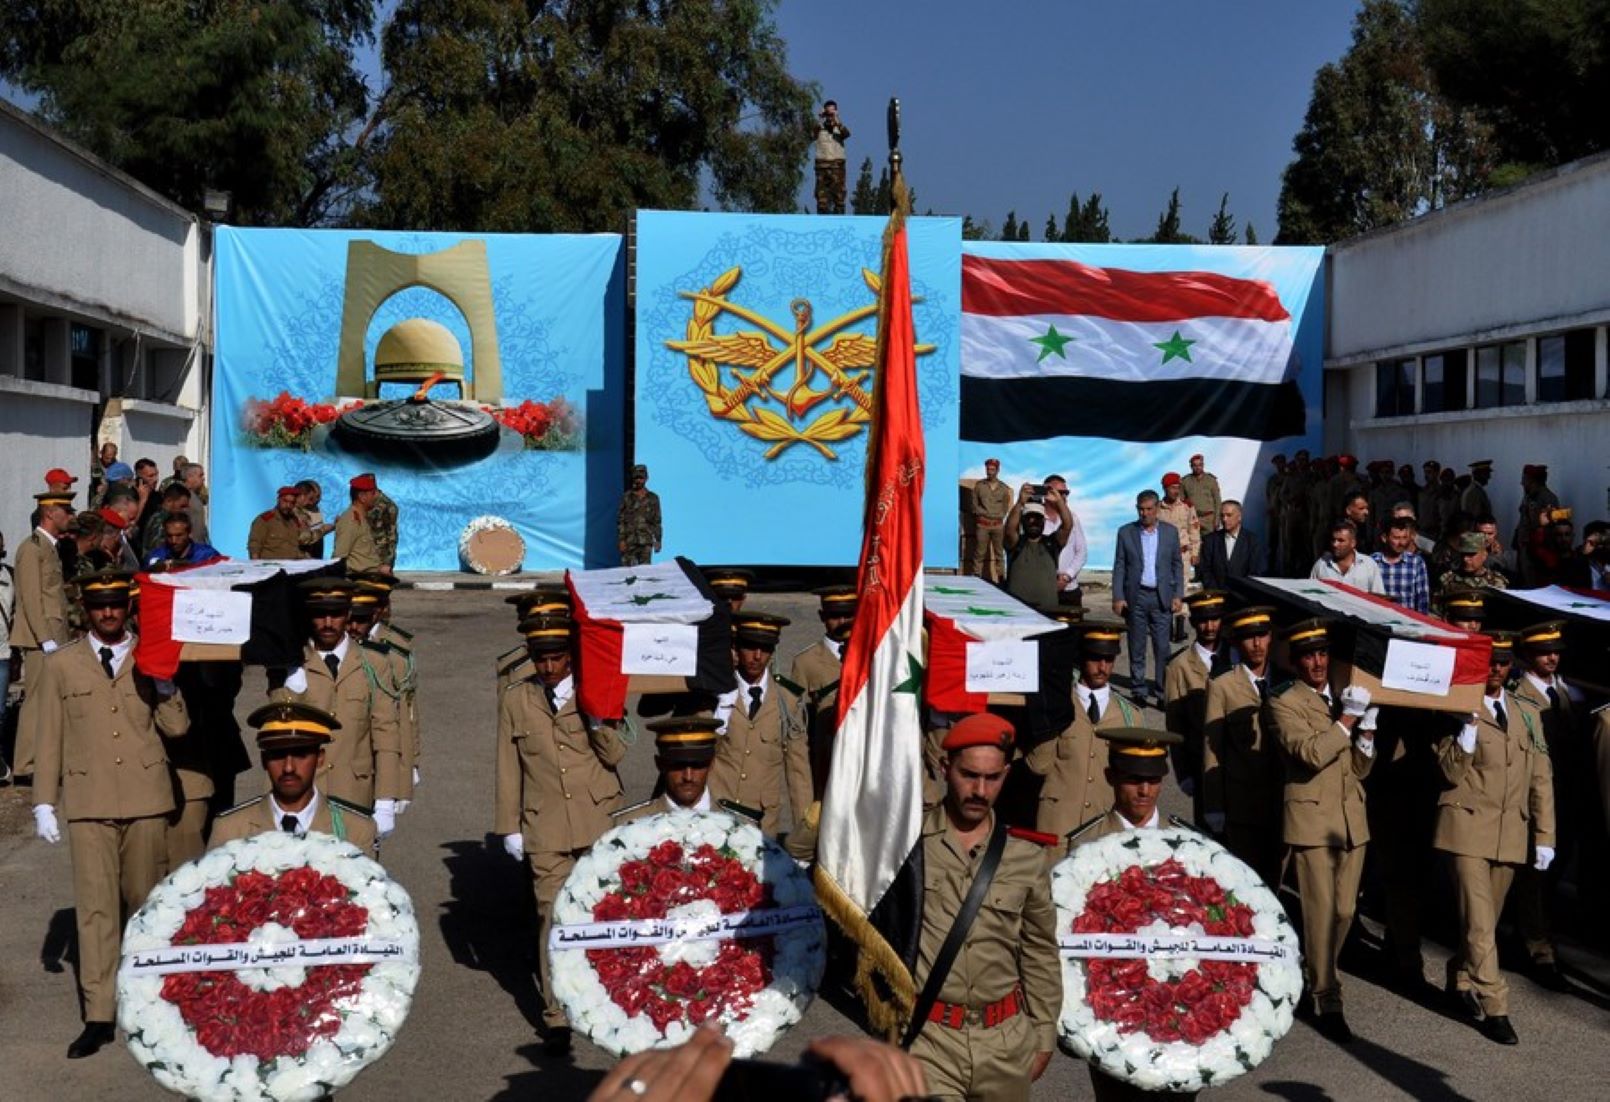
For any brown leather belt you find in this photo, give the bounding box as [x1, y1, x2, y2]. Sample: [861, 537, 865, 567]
[927, 986, 1023, 1029]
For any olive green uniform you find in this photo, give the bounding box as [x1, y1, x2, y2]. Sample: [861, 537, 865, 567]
[368, 491, 399, 568]
[246, 510, 307, 560]
[11, 528, 72, 776]
[616, 488, 662, 566]
[971, 478, 1012, 582]
[334, 506, 383, 573]
[1201, 665, 1284, 887]
[1180, 471, 1221, 533]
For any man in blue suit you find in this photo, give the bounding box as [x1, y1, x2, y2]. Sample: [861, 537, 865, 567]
[1112, 489, 1184, 708]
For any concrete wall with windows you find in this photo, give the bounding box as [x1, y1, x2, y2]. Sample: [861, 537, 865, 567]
[0, 99, 210, 545]
[1326, 152, 1610, 542]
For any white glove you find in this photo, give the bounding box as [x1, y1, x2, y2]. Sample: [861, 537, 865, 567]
[1339, 685, 1371, 718]
[1457, 722, 1479, 755]
[372, 799, 396, 839]
[1358, 706, 1379, 732]
[153, 678, 177, 697]
[1204, 811, 1226, 834]
[1178, 776, 1197, 797]
[41, 640, 59, 654]
[33, 804, 61, 844]
[1534, 845, 1555, 871]
[392, 799, 411, 815]
[502, 833, 525, 860]
[284, 667, 309, 694]
[412, 766, 421, 787]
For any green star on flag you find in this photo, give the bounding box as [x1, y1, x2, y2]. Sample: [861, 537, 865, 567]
[1153, 330, 1196, 364]
[892, 652, 925, 694]
[1028, 323, 1075, 363]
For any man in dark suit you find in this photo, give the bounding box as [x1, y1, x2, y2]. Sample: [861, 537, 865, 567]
[1112, 489, 1184, 708]
[1199, 499, 1268, 589]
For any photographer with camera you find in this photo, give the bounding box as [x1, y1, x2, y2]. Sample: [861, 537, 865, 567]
[1004, 481, 1073, 609]
[809, 100, 851, 214]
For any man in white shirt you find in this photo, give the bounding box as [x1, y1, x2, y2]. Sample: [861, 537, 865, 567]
[1310, 519, 1385, 595]
[1040, 474, 1089, 601]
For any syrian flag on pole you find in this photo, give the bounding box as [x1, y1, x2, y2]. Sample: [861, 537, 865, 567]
[960, 254, 1307, 442]
[813, 189, 928, 1040]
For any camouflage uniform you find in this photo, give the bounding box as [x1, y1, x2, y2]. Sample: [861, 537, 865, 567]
[616, 489, 662, 566]
[1434, 567, 1507, 615]
[368, 491, 399, 568]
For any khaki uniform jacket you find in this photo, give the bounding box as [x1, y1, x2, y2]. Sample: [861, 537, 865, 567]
[246, 510, 307, 560]
[376, 624, 421, 771]
[1202, 666, 1282, 827]
[1180, 471, 1222, 527]
[916, 804, 1061, 1050]
[272, 642, 405, 806]
[1063, 809, 1133, 853]
[364, 636, 418, 795]
[1269, 681, 1374, 848]
[494, 679, 626, 851]
[710, 679, 813, 836]
[13, 530, 70, 648]
[787, 640, 842, 709]
[1026, 687, 1138, 838]
[1164, 645, 1216, 782]
[1433, 694, 1554, 864]
[971, 478, 1011, 521]
[31, 637, 189, 818]
[209, 792, 378, 853]
[333, 506, 382, 573]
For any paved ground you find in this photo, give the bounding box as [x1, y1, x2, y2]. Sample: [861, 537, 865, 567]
[1, 585, 1607, 1100]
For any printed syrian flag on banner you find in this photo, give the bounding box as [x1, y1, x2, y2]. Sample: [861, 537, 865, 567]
[813, 192, 928, 1040]
[960, 254, 1307, 442]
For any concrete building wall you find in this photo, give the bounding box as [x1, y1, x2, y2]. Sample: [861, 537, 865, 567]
[1326, 153, 1610, 545]
[0, 378, 95, 546]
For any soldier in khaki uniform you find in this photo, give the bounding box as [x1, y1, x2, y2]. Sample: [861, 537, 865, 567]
[1200, 606, 1282, 885]
[971, 458, 1012, 582]
[29, 570, 189, 1058]
[352, 571, 423, 789]
[1179, 453, 1221, 535]
[333, 472, 383, 573]
[495, 586, 572, 692]
[1268, 619, 1376, 1043]
[346, 586, 417, 816]
[246, 486, 309, 559]
[908, 714, 1060, 1102]
[1164, 590, 1228, 820]
[271, 579, 406, 838]
[704, 566, 755, 614]
[711, 612, 813, 836]
[1027, 623, 1140, 842]
[11, 489, 76, 777]
[494, 612, 627, 1051]
[610, 717, 764, 828]
[210, 701, 378, 853]
[162, 667, 217, 867]
[788, 584, 856, 793]
[1433, 633, 1554, 1045]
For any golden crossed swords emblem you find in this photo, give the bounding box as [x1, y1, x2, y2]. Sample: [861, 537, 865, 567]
[667, 267, 933, 460]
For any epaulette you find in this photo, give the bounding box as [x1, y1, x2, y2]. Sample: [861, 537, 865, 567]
[1064, 814, 1108, 844]
[718, 799, 764, 825]
[809, 679, 841, 704]
[216, 795, 266, 819]
[773, 673, 806, 697]
[1594, 700, 1610, 716]
[1008, 826, 1059, 847]
[611, 798, 656, 820]
[359, 639, 390, 656]
[1166, 815, 1204, 834]
[387, 624, 414, 642]
[1271, 680, 1297, 696]
[328, 795, 374, 817]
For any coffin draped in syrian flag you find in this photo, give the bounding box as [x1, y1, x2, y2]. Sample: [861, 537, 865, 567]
[924, 575, 1065, 712]
[566, 557, 735, 720]
[1484, 585, 1610, 695]
[1236, 577, 1490, 712]
[134, 558, 342, 679]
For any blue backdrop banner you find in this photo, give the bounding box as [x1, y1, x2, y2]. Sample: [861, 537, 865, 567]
[957, 242, 1325, 570]
[634, 211, 962, 568]
[212, 229, 625, 571]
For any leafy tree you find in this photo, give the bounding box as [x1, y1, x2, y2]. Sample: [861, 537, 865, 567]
[960, 215, 992, 240]
[1275, 0, 1493, 244]
[1075, 193, 1110, 242]
[363, 0, 815, 231]
[850, 158, 879, 214]
[1017, 219, 1030, 242]
[1043, 214, 1060, 241]
[0, 1, 377, 224]
[1418, 0, 1610, 174]
[1060, 192, 1084, 242]
[1244, 222, 1259, 245]
[1000, 210, 1019, 241]
[1149, 187, 1194, 243]
[1207, 193, 1237, 244]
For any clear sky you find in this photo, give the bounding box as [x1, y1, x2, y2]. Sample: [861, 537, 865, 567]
[773, 0, 1362, 240]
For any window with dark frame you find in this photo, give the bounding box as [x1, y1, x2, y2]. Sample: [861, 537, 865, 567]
[1374, 358, 1415, 418]
[1421, 350, 1468, 413]
[1475, 341, 1525, 409]
[1537, 329, 1596, 402]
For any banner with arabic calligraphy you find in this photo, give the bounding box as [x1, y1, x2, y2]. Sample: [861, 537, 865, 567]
[634, 211, 962, 566]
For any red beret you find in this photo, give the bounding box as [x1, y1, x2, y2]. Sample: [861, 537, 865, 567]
[349, 472, 378, 491]
[1337, 454, 1357, 469]
[941, 713, 1015, 753]
[45, 467, 78, 484]
[277, 485, 300, 498]
[96, 507, 127, 530]
[1161, 472, 1182, 487]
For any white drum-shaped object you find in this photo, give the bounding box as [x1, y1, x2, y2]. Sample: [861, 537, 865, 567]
[459, 515, 524, 575]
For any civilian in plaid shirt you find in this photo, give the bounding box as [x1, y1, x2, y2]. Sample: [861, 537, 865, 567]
[1373, 516, 1431, 613]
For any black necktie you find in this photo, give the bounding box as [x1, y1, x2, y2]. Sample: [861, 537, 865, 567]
[99, 646, 116, 679]
[1495, 700, 1509, 729]
[1326, 693, 1341, 721]
[323, 653, 341, 680]
[544, 685, 558, 713]
[1087, 695, 1101, 724]
[281, 815, 298, 833]
[1256, 678, 1269, 705]
[748, 686, 764, 720]
[1546, 686, 1561, 711]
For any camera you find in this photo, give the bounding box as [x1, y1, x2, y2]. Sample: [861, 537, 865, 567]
[1026, 484, 1046, 503]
